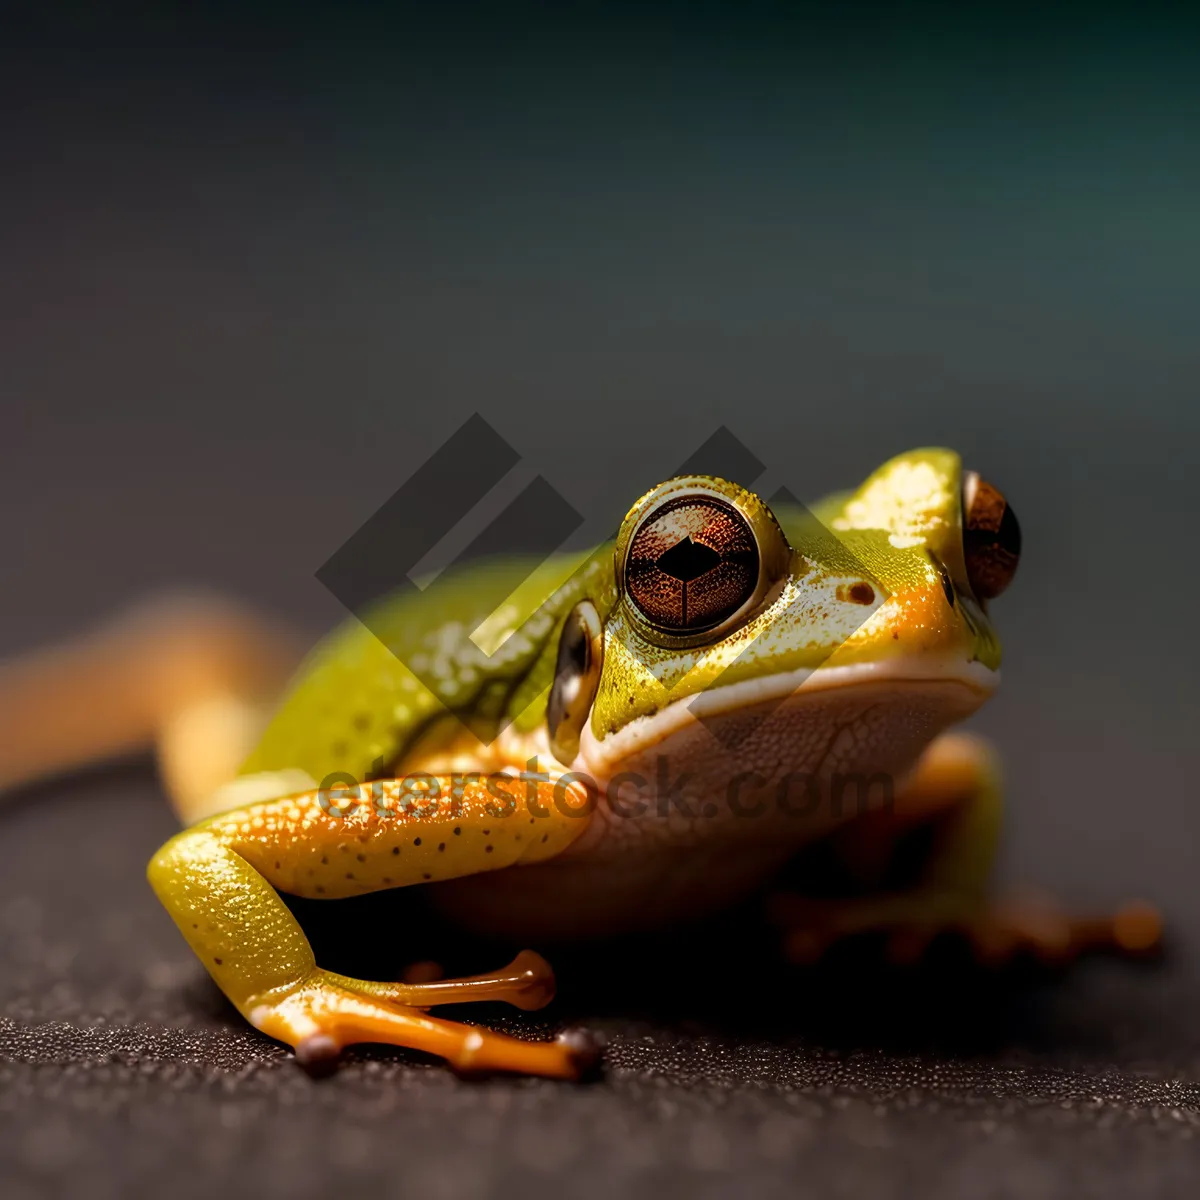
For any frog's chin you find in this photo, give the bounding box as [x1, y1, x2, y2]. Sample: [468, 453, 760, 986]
[435, 658, 997, 941]
[575, 656, 998, 786]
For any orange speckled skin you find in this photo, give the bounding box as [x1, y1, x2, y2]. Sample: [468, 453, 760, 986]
[199, 776, 588, 900]
[146, 776, 591, 1047]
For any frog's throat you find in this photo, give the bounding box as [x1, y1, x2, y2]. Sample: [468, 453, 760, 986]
[576, 657, 998, 781]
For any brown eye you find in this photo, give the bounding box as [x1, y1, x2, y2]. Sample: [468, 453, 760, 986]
[962, 471, 1021, 599]
[547, 601, 603, 766]
[625, 496, 760, 633]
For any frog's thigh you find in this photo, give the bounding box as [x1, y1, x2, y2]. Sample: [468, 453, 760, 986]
[887, 728, 1004, 895]
[147, 775, 597, 1077]
[0, 591, 299, 820]
[773, 732, 1162, 964]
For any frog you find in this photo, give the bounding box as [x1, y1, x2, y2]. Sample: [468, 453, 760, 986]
[0, 448, 1161, 1079]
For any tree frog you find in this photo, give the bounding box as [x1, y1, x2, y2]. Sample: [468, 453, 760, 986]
[0, 449, 1160, 1078]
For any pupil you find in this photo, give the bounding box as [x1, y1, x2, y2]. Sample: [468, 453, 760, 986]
[655, 536, 721, 583]
[996, 502, 1022, 557]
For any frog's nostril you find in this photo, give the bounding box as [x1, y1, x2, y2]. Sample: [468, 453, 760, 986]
[843, 582, 876, 606]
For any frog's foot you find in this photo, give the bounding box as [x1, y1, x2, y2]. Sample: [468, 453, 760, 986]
[148, 779, 600, 1080]
[250, 967, 598, 1079]
[960, 891, 1163, 965]
[331, 949, 558, 1012]
[770, 889, 1163, 967]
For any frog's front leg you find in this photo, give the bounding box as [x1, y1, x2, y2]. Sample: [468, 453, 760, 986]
[148, 774, 600, 1078]
[770, 732, 1163, 966]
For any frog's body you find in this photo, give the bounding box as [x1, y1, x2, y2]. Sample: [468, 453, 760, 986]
[0, 449, 1160, 1078]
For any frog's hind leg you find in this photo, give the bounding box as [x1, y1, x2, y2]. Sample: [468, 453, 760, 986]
[770, 732, 1163, 966]
[147, 774, 598, 1078]
[0, 592, 300, 823]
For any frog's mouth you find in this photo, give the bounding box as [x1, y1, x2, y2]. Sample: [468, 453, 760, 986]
[438, 658, 997, 941]
[575, 656, 998, 794]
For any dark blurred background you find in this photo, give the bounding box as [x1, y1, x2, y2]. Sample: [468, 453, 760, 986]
[2, 6, 1199, 1198]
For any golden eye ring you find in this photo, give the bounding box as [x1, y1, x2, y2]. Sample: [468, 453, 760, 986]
[615, 477, 790, 646]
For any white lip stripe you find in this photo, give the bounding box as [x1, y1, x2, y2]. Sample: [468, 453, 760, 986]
[577, 656, 998, 777]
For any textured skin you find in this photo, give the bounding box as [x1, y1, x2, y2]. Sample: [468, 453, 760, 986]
[189, 777, 585, 902]
[438, 680, 986, 940]
[239, 450, 998, 794]
[145, 776, 590, 1068]
[146, 451, 1006, 1046]
[239, 553, 616, 789]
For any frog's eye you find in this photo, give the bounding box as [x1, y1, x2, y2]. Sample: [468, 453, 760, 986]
[619, 481, 788, 642]
[547, 600, 603, 766]
[962, 471, 1021, 599]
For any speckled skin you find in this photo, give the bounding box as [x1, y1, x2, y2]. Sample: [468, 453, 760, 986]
[237, 448, 996, 790]
[237, 552, 617, 793]
[145, 448, 1020, 1076]
[197, 777, 586, 901]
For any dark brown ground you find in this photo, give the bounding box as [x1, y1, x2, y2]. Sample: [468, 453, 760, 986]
[3, 761, 1200, 1200]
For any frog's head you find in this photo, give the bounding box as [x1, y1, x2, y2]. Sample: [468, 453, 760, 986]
[546, 449, 1020, 843]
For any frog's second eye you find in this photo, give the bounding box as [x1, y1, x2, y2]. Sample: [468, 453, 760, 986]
[547, 601, 603, 766]
[625, 495, 761, 635]
[962, 471, 1021, 599]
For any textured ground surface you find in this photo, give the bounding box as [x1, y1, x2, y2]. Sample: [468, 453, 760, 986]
[3, 763, 1200, 1200]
